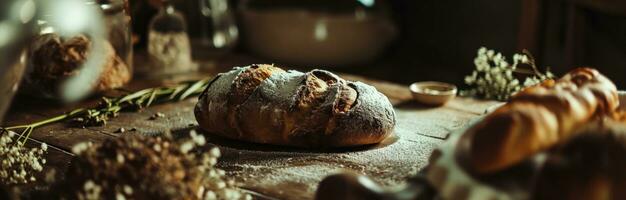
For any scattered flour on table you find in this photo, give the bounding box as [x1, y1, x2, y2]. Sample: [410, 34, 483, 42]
[215, 129, 441, 199]
[206, 100, 502, 199]
[196, 66, 502, 199]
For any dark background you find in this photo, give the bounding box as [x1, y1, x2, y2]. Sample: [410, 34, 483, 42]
[131, 0, 626, 88]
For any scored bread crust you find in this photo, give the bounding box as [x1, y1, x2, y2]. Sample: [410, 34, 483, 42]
[194, 64, 396, 147]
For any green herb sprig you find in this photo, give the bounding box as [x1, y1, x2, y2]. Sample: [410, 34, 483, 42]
[2, 78, 211, 145]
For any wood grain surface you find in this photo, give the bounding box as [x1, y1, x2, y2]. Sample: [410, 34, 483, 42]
[3, 59, 500, 199]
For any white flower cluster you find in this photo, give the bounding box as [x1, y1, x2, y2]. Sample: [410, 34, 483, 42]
[461, 47, 554, 101]
[0, 130, 48, 184]
[187, 130, 251, 200]
[71, 131, 251, 200]
[81, 180, 103, 200]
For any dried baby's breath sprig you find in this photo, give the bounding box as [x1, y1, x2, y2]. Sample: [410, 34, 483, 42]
[0, 129, 47, 185]
[1, 78, 211, 146]
[460, 47, 554, 101]
[53, 131, 251, 200]
[0, 78, 210, 186]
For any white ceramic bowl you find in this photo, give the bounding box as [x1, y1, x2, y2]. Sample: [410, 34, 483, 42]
[409, 81, 458, 106]
[238, 8, 397, 66]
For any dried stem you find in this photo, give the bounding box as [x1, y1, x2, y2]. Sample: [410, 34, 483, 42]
[1, 78, 211, 145]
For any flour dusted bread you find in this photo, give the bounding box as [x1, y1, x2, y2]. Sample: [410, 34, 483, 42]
[194, 64, 396, 147]
[467, 68, 619, 173]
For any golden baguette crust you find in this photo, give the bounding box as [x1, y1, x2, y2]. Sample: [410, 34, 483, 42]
[467, 67, 618, 173]
[469, 102, 559, 172]
[194, 65, 396, 147]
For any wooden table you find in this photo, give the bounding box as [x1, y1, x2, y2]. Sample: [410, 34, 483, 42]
[3, 56, 500, 199]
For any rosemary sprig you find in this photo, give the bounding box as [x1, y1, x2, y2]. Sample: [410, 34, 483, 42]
[2, 78, 211, 145]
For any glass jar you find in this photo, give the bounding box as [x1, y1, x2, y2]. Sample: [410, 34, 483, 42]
[146, 2, 198, 75]
[100, 0, 134, 74]
[21, 0, 133, 100]
[0, 50, 28, 124]
[175, 0, 239, 58]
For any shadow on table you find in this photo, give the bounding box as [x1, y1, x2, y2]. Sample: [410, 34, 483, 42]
[393, 100, 445, 110]
[169, 126, 399, 154]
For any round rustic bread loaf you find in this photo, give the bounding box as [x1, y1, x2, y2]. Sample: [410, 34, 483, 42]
[194, 64, 396, 147]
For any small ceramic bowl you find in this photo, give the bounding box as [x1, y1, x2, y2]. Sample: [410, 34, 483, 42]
[409, 81, 457, 106]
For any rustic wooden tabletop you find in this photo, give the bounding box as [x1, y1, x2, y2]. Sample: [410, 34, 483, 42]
[3, 54, 500, 200]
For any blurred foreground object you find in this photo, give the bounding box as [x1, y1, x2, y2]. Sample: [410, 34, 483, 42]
[0, 130, 48, 184]
[23, 34, 131, 98]
[425, 70, 624, 200]
[46, 133, 251, 199]
[315, 173, 435, 200]
[0, 0, 105, 124]
[21, 0, 134, 100]
[238, 0, 397, 66]
[533, 128, 626, 200]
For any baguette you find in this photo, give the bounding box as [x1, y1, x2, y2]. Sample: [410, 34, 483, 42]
[194, 64, 396, 147]
[467, 68, 619, 173]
